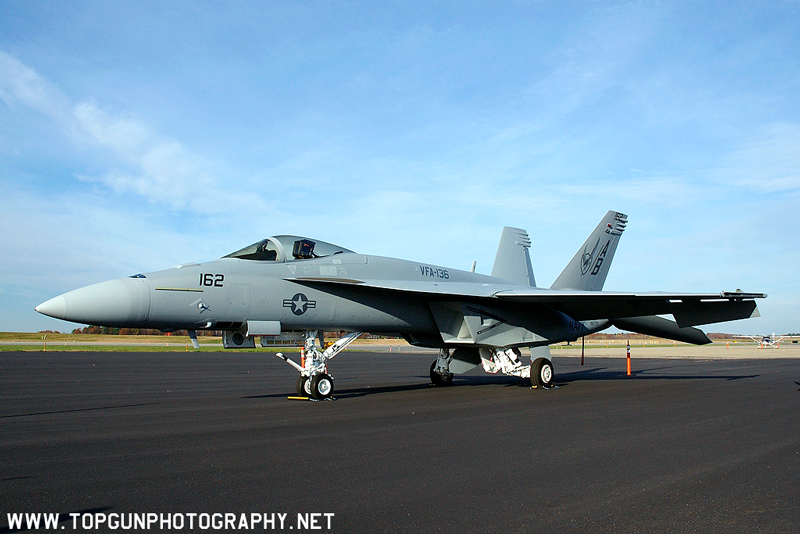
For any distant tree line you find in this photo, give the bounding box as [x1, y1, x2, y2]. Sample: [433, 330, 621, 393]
[71, 326, 218, 336]
[66, 327, 403, 339]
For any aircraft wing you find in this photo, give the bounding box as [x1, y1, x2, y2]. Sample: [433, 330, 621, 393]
[493, 289, 765, 327]
[288, 277, 765, 328]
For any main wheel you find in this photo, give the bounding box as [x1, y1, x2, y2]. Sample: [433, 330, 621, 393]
[310, 373, 334, 400]
[430, 361, 454, 387]
[530, 357, 554, 388]
[296, 376, 311, 397]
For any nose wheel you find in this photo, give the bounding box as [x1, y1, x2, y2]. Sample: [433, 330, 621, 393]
[295, 373, 333, 399]
[296, 376, 312, 397]
[310, 373, 334, 400]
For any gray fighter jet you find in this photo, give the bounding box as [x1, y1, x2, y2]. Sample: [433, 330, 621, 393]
[36, 211, 765, 399]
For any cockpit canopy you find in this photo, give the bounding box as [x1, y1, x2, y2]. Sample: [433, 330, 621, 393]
[223, 235, 355, 262]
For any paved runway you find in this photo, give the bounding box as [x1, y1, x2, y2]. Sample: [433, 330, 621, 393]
[2, 350, 799, 533]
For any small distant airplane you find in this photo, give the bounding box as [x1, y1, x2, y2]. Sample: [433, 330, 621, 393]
[733, 333, 800, 348]
[36, 211, 765, 399]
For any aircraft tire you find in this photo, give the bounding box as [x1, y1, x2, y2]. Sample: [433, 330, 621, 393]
[531, 357, 554, 388]
[296, 376, 310, 397]
[429, 361, 454, 387]
[311, 373, 334, 400]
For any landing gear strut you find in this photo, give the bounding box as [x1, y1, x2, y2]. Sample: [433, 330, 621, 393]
[430, 349, 454, 386]
[428, 346, 555, 390]
[479, 347, 530, 378]
[277, 331, 362, 400]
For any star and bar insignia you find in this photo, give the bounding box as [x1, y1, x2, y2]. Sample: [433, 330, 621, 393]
[283, 293, 317, 315]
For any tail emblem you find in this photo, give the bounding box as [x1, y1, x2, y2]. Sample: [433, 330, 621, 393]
[581, 237, 600, 275]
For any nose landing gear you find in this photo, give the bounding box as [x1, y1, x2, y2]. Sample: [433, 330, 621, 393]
[277, 330, 362, 400]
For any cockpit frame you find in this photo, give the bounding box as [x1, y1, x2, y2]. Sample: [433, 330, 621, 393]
[223, 235, 354, 262]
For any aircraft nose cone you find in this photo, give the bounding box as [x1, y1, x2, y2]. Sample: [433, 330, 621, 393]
[35, 295, 68, 320]
[35, 278, 151, 326]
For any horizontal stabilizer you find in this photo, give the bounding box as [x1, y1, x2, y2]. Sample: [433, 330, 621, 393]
[612, 316, 712, 345]
[672, 299, 760, 328]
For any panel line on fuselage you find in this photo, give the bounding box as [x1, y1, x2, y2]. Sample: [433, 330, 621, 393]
[154, 287, 205, 292]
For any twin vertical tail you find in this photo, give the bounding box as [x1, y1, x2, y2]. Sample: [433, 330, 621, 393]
[489, 212, 711, 345]
[491, 227, 536, 287]
[550, 211, 628, 291]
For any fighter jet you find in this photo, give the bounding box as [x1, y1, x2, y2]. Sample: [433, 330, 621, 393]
[36, 211, 765, 399]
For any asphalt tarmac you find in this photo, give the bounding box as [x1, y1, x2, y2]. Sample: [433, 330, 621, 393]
[2, 350, 799, 533]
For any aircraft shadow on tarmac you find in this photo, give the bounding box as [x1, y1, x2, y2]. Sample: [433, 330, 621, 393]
[554, 366, 760, 384]
[0, 403, 159, 420]
[244, 366, 760, 400]
[244, 381, 439, 400]
[243, 376, 533, 400]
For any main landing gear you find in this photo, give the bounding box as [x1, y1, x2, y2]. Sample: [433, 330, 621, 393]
[530, 357, 554, 389]
[276, 331, 362, 400]
[430, 349, 454, 386]
[428, 347, 554, 389]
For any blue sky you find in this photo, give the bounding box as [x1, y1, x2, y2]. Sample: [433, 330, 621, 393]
[2, 1, 798, 334]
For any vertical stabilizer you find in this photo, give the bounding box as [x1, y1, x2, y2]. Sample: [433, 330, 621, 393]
[551, 211, 627, 291]
[491, 227, 536, 287]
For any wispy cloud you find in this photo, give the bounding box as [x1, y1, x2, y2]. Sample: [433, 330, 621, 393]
[0, 51, 70, 121]
[0, 51, 255, 214]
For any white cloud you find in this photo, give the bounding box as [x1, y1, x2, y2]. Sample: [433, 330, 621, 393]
[0, 52, 70, 122]
[1, 51, 260, 214]
[71, 101, 152, 155]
